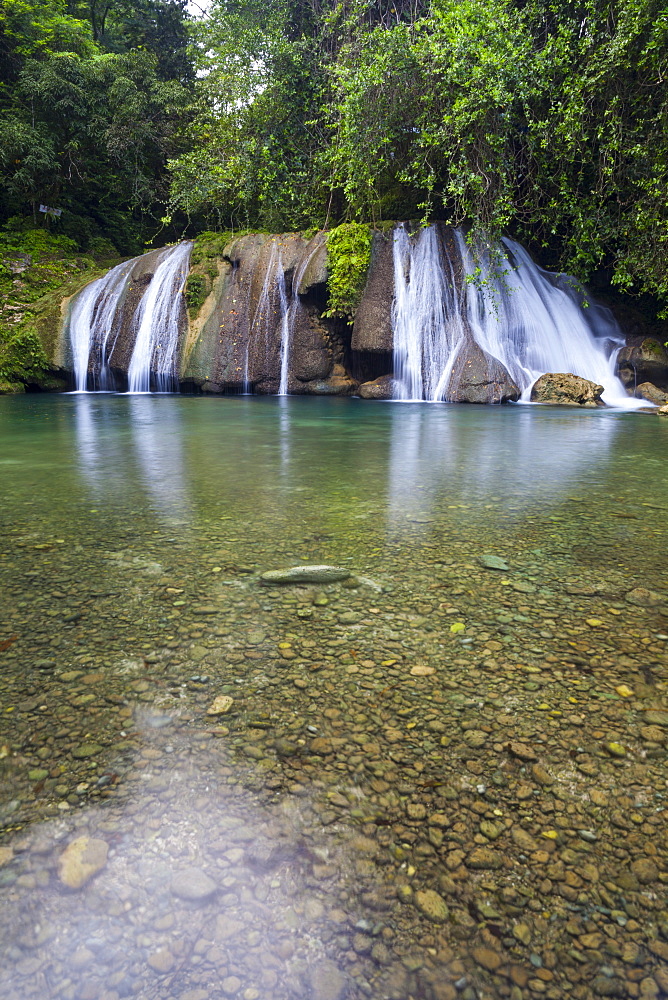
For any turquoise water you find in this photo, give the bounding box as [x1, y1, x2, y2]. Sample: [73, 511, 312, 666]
[1, 395, 667, 1000]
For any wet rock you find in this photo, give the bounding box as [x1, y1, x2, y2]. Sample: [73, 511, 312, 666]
[351, 232, 394, 352]
[467, 847, 503, 870]
[147, 947, 175, 973]
[471, 946, 502, 971]
[414, 889, 449, 923]
[57, 836, 109, 889]
[207, 695, 234, 715]
[71, 743, 103, 759]
[479, 554, 509, 571]
[634, 382, 668, 405]
[260, 565, 351, 584]
[531, 372, 604, 406]
[625, 588, 665, 607]
[170, 866, 217, 901]
[617, 338, 668, 389]
[358, 375, 394, 400]
[447, 339, 519, 404]
[644, 710, 668, 727]
[304, 373, 358, 396]
[307, 958, 349, 1000]
[630, 858, 659, 884]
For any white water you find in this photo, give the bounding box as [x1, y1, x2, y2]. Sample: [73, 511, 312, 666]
[455, 232, 646, 408]
[249, 241, 285, 387]
[393, 225, 466, 401]
[392, 225, 646, 408]
[127, 242, 192, 394]
[278, 241, 322, 396]
[276, 261, 290, 395]
[68, 258, 135, 391]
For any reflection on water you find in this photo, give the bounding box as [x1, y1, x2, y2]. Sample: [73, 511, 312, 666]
[386, 404, 622, 528]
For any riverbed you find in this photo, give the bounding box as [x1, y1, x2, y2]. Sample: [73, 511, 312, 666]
[1, 395, 667, 1000]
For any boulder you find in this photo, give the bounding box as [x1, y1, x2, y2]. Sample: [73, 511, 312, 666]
[634, 382, 668, 405]
[617, 338, 668, 389]
[530, 372, 604, 407]
[448, 340, 519, 403]
[358, 375, 394, 399]
[658, 404, 668, 415]
[351, 232, 394, 352]
[304, 365, 357, 395]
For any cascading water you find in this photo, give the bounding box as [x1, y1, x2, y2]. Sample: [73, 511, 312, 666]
[68, 258, 135, 391]
[248, 241, 288, 388]
[392, 224, 646, 408]
[127, 242, 192, 393]
[392, 225, 467, 401]
[278, 242, 322, 396]
[454, 232, 645, 408]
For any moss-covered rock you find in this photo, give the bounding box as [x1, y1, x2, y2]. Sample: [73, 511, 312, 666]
[324, 223, 372, 320]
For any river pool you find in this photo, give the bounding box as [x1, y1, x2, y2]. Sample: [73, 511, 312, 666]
[1, 395, 667, 1000]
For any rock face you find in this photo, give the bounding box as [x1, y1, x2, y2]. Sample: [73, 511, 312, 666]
[351, 232, 394, 352]
[447, 340, 519, 404]
[617, 338, 668, 389]
[57, 836, 109, 889]
[530, 372, 605, 406]
[634, 382, 668, 405]
[358, 375, 394, 399]
[183, 233, 337, 394]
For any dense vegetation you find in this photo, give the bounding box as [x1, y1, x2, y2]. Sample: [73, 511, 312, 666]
[1, 0, 667, 311]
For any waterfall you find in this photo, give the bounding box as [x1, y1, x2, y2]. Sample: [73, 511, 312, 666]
[454, 232, 644, 408]
[392, 225, 467, 401]
[248, 241, 288, 387]
[391, 224, 645, 408]
[276, 263, 290, 395]
[278, 242, 322, 396]
[127, 242, 192, 394]
[68, 258, 135, 391]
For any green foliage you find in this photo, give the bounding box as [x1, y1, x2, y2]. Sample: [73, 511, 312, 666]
[323, 222, 371, 319]
[0, 325, 49, 383]
[0, 0, 195, 251]
[184, 273, 208, 314]
[0, 225, 103, 383]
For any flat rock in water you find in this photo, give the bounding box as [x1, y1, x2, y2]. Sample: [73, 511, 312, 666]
[170, 866, 217, 901]
[57, 836, 108, 889]
[260, 565, 351, 585]
[307, 959, 349, 1000]
[479, 554, 509, 571]
[207, 695, 234, 715]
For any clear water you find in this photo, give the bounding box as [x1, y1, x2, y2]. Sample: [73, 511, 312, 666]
[1, 396, 667, 1000]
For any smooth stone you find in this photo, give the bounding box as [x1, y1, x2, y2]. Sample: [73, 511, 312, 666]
[307, 958, 349, 1000]
[147, 947, 175, 973]
[71, 743, 103, 759]
[170, 866, 218, 901]
[414, 889, 449, 923]
[207, 695, 234, 715]
[479, 554, 509, 571]
[260, 565, 351, 584]
[57, 836, 109, 889]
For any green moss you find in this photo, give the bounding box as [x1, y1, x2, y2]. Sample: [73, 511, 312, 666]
[190, 229, 254, 266]
[323, 223, 372, 320]
[185, 273, 211, 316]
